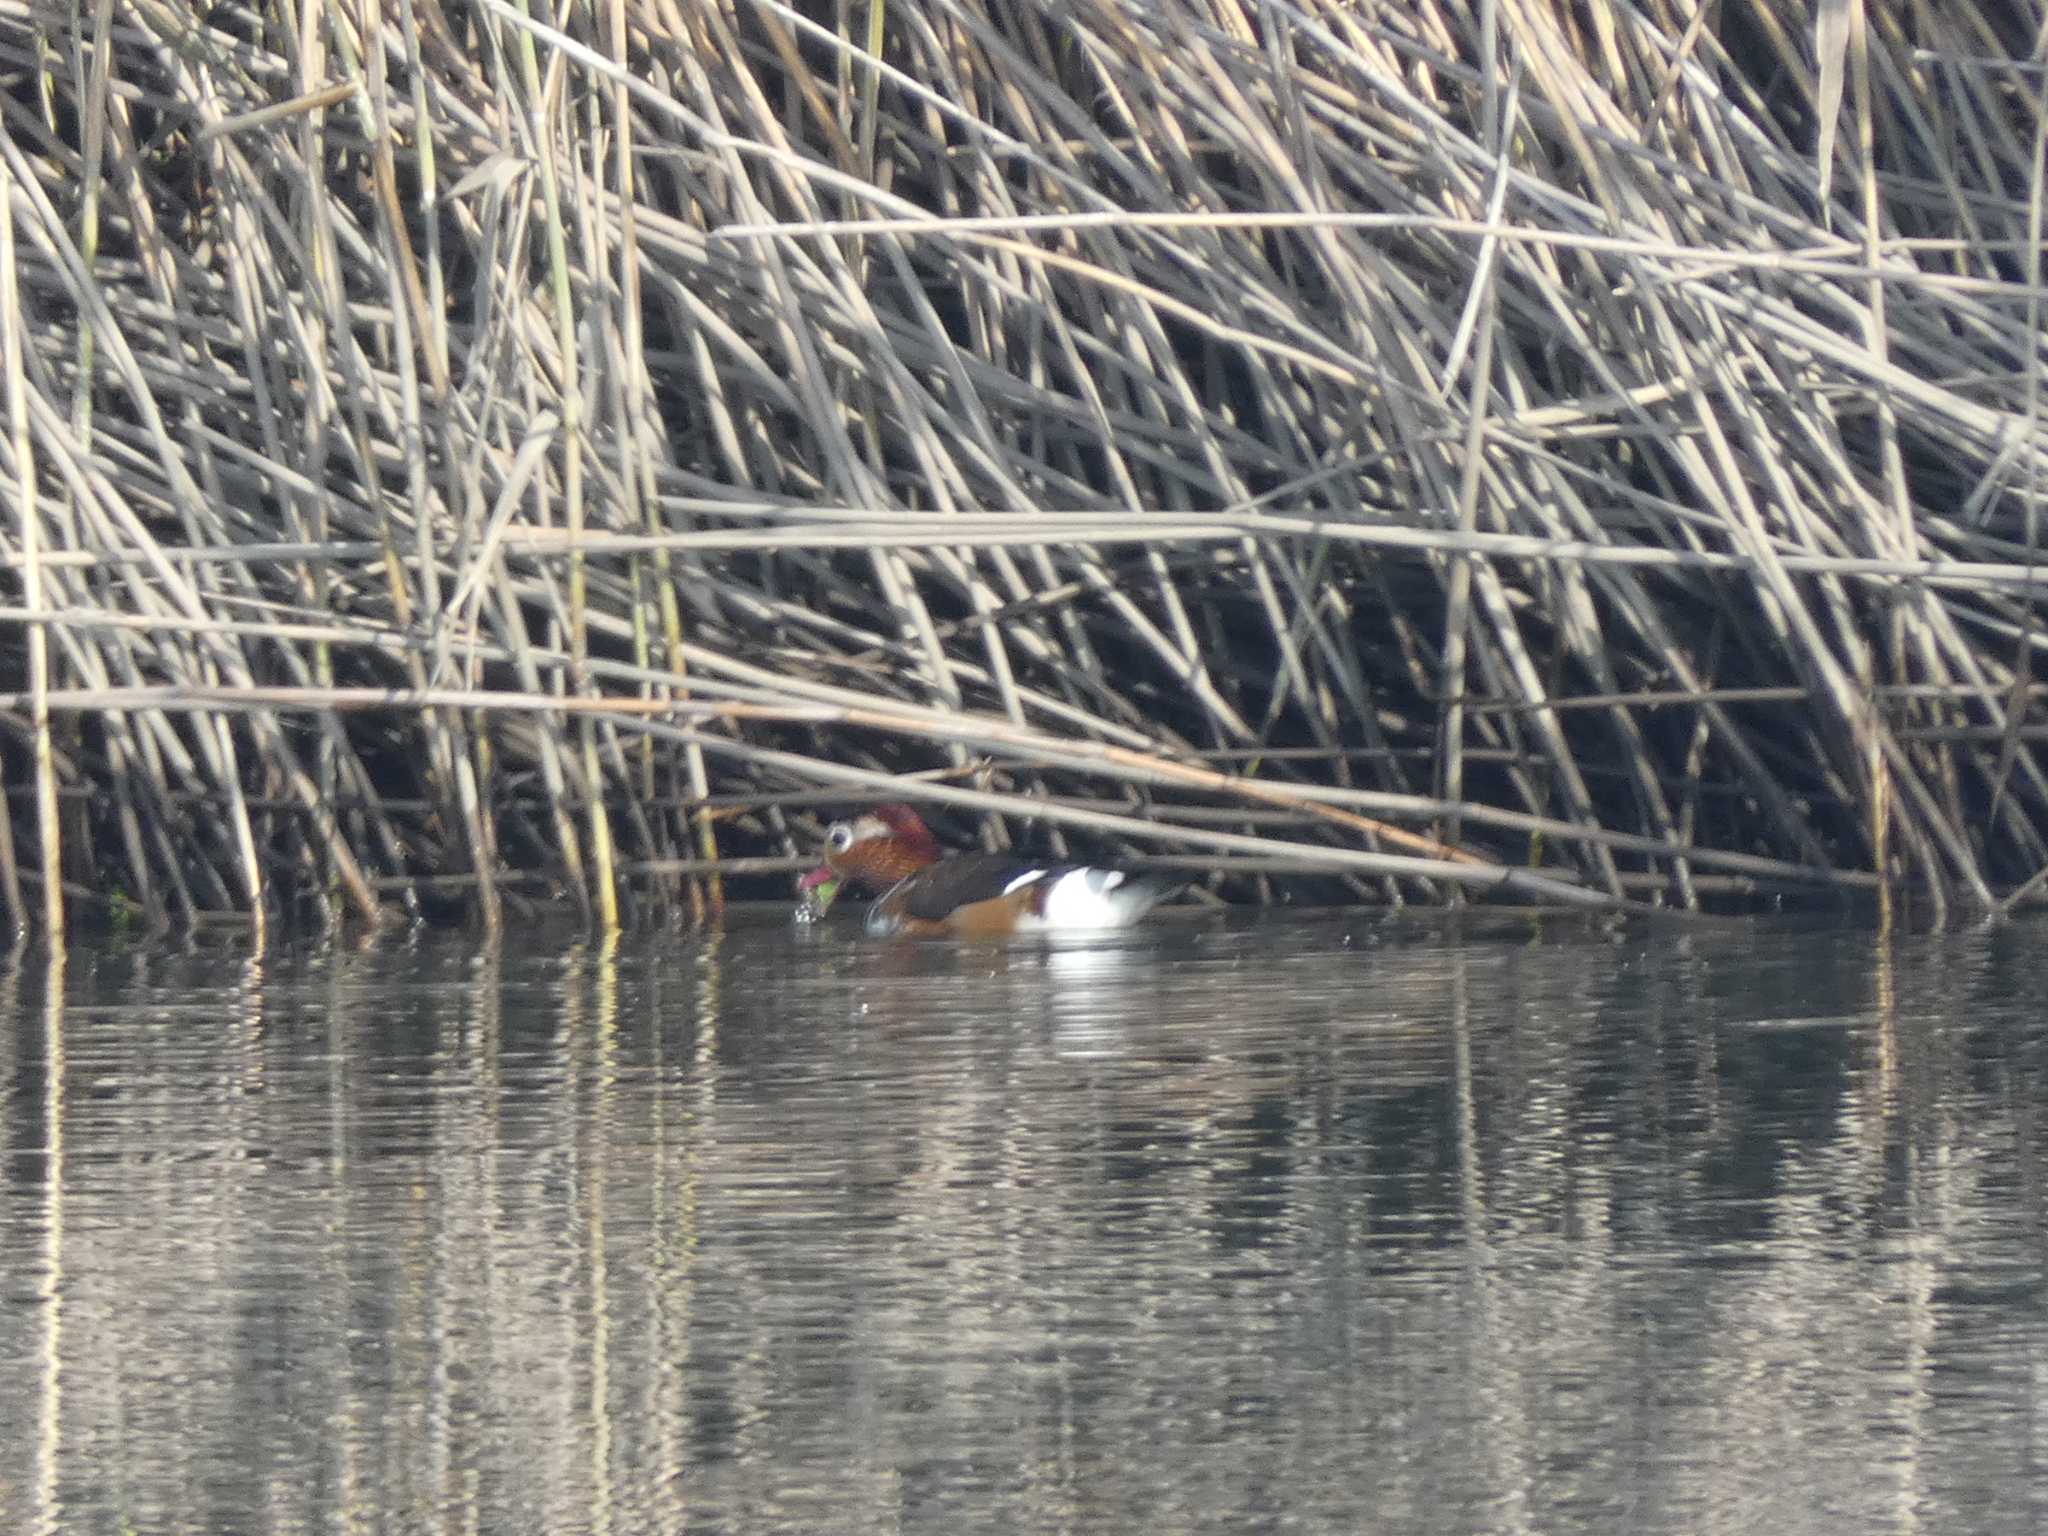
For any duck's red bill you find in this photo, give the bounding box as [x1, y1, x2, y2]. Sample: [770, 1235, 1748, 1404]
[795, 865, 842, 920]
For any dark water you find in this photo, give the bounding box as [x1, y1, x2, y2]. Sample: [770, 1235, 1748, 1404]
[2, 912, 2045, 1534]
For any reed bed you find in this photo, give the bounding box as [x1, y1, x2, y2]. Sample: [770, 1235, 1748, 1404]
[2, 0, 2046, 940]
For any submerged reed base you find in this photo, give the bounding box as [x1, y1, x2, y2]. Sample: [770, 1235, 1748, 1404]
[2, 1, 2046, 941]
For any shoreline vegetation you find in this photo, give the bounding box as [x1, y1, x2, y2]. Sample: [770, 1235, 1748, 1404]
[2, 1, 2045, 942]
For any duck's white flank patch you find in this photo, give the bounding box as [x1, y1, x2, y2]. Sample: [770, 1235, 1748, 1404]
[1037, 867, 1129, 929]
[1002, 869, 1050, 895]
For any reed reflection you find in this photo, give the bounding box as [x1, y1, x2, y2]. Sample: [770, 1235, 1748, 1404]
[0, 920, 2040, 1535]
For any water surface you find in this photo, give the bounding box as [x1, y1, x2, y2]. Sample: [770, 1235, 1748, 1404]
[2, 913, 2044, 1533]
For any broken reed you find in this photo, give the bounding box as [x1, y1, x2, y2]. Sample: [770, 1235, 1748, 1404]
[2, 0, 2046, 940]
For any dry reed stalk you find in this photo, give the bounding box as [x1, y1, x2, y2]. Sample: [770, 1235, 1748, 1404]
[2, 177, 58, 938]
[2, 0, 2045, 937]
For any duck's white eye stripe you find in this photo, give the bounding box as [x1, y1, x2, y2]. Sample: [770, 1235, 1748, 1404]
[1002, 869, 1049, 895]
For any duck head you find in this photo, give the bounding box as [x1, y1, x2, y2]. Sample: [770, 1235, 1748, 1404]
[797, 804, 945, 913]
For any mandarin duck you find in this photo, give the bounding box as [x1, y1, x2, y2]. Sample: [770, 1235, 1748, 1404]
[798, 804, 1176, 937]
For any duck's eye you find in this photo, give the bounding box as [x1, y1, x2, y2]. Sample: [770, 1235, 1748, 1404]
[827, 823, 855, 853]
